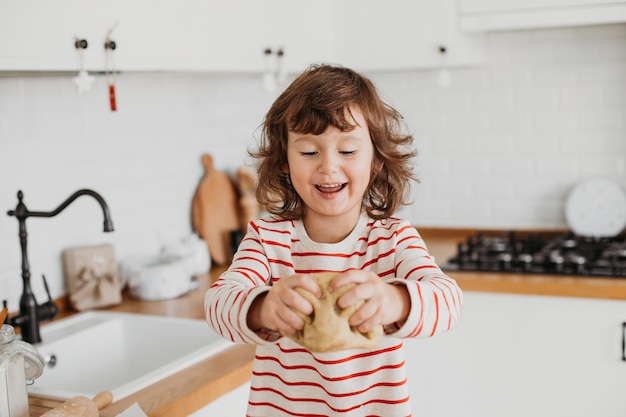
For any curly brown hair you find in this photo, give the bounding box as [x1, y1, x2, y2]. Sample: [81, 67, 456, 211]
[251, 64, 418, 220]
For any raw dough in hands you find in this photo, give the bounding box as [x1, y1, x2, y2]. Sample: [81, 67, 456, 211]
[287, 272, 383, 352]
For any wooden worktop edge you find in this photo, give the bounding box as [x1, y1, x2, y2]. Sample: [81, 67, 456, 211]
[453, 272, 626, 300]
[99, 343, 255, 417]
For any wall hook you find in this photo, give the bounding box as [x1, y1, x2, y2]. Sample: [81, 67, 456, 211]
[73, 36, 94, 94]
[262, 46, 286, 93]
[436, 44, 451, 87]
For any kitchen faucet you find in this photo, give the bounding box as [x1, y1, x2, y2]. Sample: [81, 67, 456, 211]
[3, 189, 114, 344]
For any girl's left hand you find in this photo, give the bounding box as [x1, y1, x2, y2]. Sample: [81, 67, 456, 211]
[329, 270, 410, 333]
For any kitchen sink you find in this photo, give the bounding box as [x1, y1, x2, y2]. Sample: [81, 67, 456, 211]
[27, 311, 230, 401]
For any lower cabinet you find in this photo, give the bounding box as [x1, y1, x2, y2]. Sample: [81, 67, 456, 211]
[188, 381, 250, 417]
[188, 292, 626, 416]
[404, 291, 626, 417]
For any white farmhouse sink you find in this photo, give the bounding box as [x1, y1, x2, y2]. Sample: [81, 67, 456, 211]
[28, 311, 230, 401]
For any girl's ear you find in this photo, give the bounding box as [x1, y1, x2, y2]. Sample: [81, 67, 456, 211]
[283, 164, 290, 174]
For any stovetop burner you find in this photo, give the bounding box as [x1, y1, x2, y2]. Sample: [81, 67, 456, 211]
[443, 231, 626, 278]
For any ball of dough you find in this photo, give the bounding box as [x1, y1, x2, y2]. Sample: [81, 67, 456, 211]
[287, 272, 383, 352]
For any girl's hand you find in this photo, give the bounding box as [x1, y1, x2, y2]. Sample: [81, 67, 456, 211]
[248, 274, 321, 337]
[330, 270, 411, 333]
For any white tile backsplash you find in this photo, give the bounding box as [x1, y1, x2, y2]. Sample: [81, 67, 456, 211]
[372, 24, 626, 231]
[1, 24, 626, 309]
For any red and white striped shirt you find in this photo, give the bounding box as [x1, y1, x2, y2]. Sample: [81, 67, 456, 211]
[204, 213, 463, 416]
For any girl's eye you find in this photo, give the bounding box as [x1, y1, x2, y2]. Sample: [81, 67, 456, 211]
[340, 150, 356, 155]
[300, 151, 317, 156]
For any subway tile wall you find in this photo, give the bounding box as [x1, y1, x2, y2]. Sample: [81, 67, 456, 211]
[374, 24, 626, 230]
[1, 24, 625, 309]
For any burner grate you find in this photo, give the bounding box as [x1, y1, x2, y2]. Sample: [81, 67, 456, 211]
[444, 231, 626, 278]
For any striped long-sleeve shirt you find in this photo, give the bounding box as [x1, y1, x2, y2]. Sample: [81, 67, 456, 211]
[204, 213, 463, 417]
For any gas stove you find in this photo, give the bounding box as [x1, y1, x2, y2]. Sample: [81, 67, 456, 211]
[443, 231, 626, 278]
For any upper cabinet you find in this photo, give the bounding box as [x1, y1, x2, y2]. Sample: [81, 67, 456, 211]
[0, 0, 100, 71]
[0, 0, 482, 73]
[459, 0, 626, 32]
[0, 0, 220, 72]
[334, 0, 485, 72]
[0, 0, 336, 73]
[195, 0, 336, 74]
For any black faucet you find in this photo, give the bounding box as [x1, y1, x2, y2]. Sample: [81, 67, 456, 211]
[4, 189, 114, 344]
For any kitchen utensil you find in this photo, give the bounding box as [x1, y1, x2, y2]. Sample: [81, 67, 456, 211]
[192, 153, 240, 265]
[564, 178, 626, 238]
[40, 391, 112, 417]
[0, 307, 7, 324]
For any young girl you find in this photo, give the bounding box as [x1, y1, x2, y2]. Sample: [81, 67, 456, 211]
[204, 64, 462, 417]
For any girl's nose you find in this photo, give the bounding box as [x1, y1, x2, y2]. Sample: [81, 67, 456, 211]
[318, 152, 338, 174]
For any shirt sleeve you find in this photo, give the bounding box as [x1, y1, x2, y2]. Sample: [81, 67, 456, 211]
[384, 220, 464, 339]
[203, 221, 284, 346]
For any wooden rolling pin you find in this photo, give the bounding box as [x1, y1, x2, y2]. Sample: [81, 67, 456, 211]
[41, 391, 113, 417]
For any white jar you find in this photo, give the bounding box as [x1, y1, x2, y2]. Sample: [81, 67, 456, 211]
[0, 325, 44, 417]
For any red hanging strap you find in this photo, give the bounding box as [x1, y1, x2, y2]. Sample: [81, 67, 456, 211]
[105, 23, 118, 112]
[108, 84, 117, 112]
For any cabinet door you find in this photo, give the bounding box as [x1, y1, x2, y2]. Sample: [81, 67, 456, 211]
[0, 0, 225, 72]
[206, 0, 335, 74]
[104, 0, 222, 72]
[0, 0, 101, 71]
[335, 0, 484, 72]
[189, 0, 267, 73]
[263, 0, 336, 73]
[404, 292, 626, 417]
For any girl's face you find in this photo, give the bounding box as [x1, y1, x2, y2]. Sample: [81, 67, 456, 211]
[286, 107, 374, 238]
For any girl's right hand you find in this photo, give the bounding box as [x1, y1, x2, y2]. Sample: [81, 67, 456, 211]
[248, 274, 321, 337]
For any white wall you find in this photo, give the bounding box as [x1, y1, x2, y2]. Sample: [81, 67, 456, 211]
[1, 24, 625, 310]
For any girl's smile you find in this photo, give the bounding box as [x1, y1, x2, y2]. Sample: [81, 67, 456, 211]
[315, 183, 347, 194]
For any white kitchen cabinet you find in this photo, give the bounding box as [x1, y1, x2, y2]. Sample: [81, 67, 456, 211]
[0, 0, 221, 72]
[404, 291, 626, 417]
[459, 0, 626, 32]
[0, 0, 98, 71]
[1, 0, 482, 74]
[196, 0, 336, 74]
[0, 0, 335, 74]
[255, 0, 336, 73]
[104, 0, 223, 72]
[334, 0, 485, 72]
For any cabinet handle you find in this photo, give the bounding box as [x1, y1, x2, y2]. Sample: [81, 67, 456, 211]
[104, 40, 116, 50]
[74, 38, 88, 50]
[622, 322, 626, 361]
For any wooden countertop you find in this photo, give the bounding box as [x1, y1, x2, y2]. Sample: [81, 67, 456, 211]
[29, 228, 626, 416]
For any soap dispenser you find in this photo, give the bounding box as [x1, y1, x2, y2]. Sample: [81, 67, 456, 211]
[0, 324, 44, 417]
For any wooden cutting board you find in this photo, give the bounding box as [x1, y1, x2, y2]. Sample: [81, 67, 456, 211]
[192, 153, 240, 266]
